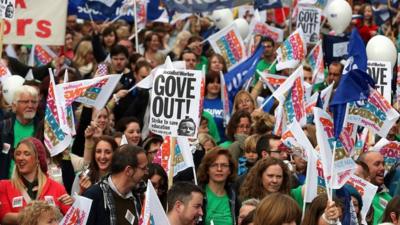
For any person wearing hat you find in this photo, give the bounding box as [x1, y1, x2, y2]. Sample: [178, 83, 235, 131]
[0, 138, 73, 225]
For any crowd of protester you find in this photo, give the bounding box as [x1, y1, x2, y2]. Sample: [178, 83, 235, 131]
[0, 1, 400, 225]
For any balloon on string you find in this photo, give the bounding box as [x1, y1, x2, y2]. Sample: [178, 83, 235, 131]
[211, 9, 233, 30]
[2, 75, 25, 105]
[233, 18, 249, 39]
[325, 0, 352, 34]
[366, 35, 397, 68]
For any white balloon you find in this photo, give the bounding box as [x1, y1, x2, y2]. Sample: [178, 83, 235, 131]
[233, 18, 249, 39]
[1, 75, 25, 105]
[325, 0, 352, 34]
[211, 9, 233, 30]
[366, 35, 397, 68]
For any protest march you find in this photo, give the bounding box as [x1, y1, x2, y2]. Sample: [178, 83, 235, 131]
[1, 0, 400, 225]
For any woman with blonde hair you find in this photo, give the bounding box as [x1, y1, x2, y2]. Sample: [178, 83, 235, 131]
[73, 39, 96, 78]
[18, 200, 61, 225]
[0, 138, 73, 224]
[233, 90, 257, 114]
[253, 193, 301, 225]
[169, 30, 192, 60]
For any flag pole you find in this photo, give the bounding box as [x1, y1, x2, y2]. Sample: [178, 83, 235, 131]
[192, 166, 198, 185]
[0, 19, 5, 59]
[133, 0, 140, 53]
[329, 140, 337, 202]
[168, 137, 176, 188]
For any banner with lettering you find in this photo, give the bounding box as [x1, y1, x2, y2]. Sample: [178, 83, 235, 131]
[140, 181, 171, 225]
[149, 69, 202, 138]
[251, 22, 284, 42]
[314, 107, 356, 189]
[296, 6, 321, 44]
[59, 195, 92, 225]
[273, 66, 307, 126]
[372, 138, 400, 172]
[367, 61, 392, 103]
[345, 88, 399, 138]
[259, 72, 288, 93]
[208, 23, 246, 70]
[44, 73, 72, 157]
[58, 74, 122, 110]
[4, 0, 67, 45]
[0, 62, 11, 83]
[307, 40, 325, 85]
[276, 28, 307, 70]
[346, 175, 378, 225]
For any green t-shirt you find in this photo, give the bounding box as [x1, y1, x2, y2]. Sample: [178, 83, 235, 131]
[205, 185, 233, 225]
[372, 191, 392, 225]
[290, 185, 304, 209]
[254, 59, 277, 84]
[219, 141, 232, 149]
[196, 56, 209, 71]
[10, 120, 35, 177]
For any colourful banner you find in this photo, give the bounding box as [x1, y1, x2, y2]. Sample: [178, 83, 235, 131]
[307, 40, 325, 85]
[59, 195, 92, 225]
[0, 62, 11, 83]
[346, 174, 378, 225]
[44, 73, 72, 156]
[345, 88, 400, 138]
[276, 28, 307, 70]
[208, 23, 246, 70]
[259, 72, 287, 93]
[273, 66, 307, 126]
[58, 74, 122, 110]
[372, 138, 400, 172]
[28, 45, 57, 67]
[140, 181, 171, 225]
[314, 107, 356, 189]
[252, 22, 284, 42]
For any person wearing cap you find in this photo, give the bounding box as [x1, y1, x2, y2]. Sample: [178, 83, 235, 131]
[0, 138, 73, 225]
[0, 85, 42, 180]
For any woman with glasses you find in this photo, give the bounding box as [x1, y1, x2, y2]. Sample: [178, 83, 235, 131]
[197, 148, 239, 225]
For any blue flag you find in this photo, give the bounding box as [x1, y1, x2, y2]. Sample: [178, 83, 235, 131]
[329, 29, 375, 138]
[254, 0, 282, 10]
[163, 0, 250, 13]
[225, 44, 265, 101]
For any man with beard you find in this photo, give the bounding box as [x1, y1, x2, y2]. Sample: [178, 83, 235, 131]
[0, 85, 41, 179]
[167, 182, 204, 225]
[359, 151, 392, 225]
[255, 36, 276, 83]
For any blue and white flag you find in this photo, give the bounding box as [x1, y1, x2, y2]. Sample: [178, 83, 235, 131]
[163, 0, 251, 13]
[225, 44, 265, 100]
[254, 0, 283, 10]
[330, 28, 375, 138]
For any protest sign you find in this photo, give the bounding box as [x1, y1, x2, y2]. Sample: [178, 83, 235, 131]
[372, 138, 400, 172]
[4, 0, 67, 45]
[58, 74, 122, 110]
[367, 61, 392, 103]
[59, 195, 92, 225]
[0, 62, 11, 83]
[345, 88, 399, 138]
[276, 28, 307, 70]
[0, 0, 15, 20]
[149, 69, 202, 138]
[346, 174, 378, 225]
[296, 6, 321, 44]
[208, 23, 246, 70]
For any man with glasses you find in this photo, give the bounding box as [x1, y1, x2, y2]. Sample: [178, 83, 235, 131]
[84, 144, 148, 225]
[255, 134, 288, 161]
[0, 85, 40, 179]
